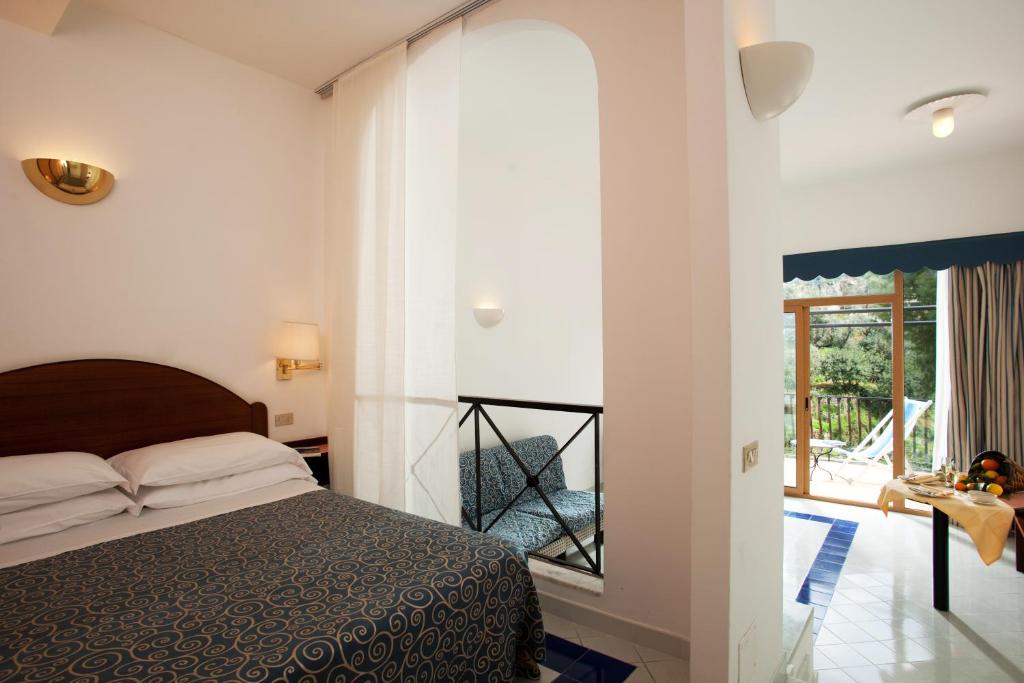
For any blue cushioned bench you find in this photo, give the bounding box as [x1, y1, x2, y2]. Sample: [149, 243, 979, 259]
[459, 435, 604, 555]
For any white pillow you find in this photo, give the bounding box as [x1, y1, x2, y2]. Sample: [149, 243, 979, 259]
[108, 432, 305, 493]
[133, 462, 316, 510]
[0, 452, 129, 515]
[0, 488, 140, 545]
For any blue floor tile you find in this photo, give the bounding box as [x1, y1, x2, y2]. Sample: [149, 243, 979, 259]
[787, 510, 859, 643]
[545, 634, 589, 672]
[558, 650, 637, 683]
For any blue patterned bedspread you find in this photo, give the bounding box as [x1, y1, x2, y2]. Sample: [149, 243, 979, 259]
[0, 490, 545, 682]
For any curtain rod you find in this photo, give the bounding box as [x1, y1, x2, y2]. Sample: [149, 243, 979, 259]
[315, 0, 496, 98]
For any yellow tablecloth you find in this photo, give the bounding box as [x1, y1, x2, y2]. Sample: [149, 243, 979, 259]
[878, 479, 1014, 565]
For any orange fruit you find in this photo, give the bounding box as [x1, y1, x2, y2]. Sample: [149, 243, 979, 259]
[987, 484, 1003, 497]
[955, 482, 967, 491]
[981, 458, 1000, 471]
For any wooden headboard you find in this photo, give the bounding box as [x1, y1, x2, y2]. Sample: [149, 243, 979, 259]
[0, 359, 268, 458]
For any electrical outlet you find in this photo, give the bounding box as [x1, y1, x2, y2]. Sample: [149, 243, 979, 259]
[274, 412, 294, 427]
[742, 441, 759, 472]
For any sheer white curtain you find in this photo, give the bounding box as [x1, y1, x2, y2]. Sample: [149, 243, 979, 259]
[932, 269, 951, 471]
[326, 22, 462, 525]
[404, 23, 462, 523]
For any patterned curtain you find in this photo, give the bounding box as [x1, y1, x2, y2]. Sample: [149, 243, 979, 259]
[947, 261, 1024, 470]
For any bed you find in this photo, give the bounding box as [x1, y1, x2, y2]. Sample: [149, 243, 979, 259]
[0, 359, 545, 682]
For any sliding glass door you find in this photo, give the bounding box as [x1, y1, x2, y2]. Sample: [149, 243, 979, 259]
[805, 303, 894, 503]
[783, 272, 921, 511]
[783, 312, 799, 491]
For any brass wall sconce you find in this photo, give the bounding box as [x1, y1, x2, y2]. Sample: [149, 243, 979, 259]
[274, 321, 322, 380]
[22, 158, 115, 205]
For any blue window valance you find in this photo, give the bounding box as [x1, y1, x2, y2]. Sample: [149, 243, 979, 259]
[783, 231, 1024, 282]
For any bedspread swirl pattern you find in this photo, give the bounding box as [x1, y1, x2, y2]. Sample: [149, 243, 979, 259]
[0, 490, 545, 682]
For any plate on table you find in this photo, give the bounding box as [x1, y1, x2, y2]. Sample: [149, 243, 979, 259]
[967, 490, 998, 505]
[907, 484, 953, 498]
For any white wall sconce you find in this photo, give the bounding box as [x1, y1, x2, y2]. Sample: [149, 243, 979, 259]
[739, 41, 814, 121]
[905, 91, 986, 139]
[274, 321, 322, 380]
[473, 306, 504, 328]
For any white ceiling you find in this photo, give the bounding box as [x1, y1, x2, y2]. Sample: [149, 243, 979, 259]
[84, 0, 467, 89]
[778, 0, 1024, 184]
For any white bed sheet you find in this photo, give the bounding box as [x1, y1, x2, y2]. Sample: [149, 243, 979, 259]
[0, 479, 321, 568]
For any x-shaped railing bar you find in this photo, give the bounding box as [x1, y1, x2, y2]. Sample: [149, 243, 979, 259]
[476, 405, 599, 573]
[479, 413, 595, 534]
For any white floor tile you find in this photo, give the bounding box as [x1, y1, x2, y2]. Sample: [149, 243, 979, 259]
[842, 665, 889, 683]
[873, 662, 931, 682]
[579, 635, 643, 664]
[634, 644, 677, 663]
[816, 669, 857, 683]
[827, 622, 877, 644]
[831, 604, 877, 623]
[572, 621, 606, 638]
[856, 619, 899, 641]
[814, 648, 839, 670]
[816, 644, 873, 668]
[815, 627, 844, 646]
[850, 641, 898, 665]
[542, 613, 579, 640]
[878, 638, 937, 664]
[645, 659, 688, 683]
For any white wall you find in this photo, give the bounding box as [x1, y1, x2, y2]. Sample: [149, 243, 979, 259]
[723, 0, 784, 681]
[456, 20, 603, 491]
[686, 0, 785, 680]
[465, 0, 692, 646]
[0, 4, 327, 442]
[782, 146, 1024, 253]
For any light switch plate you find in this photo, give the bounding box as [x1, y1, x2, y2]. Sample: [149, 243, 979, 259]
[274, 412, 294, 427]
[742, 441, 759, 472]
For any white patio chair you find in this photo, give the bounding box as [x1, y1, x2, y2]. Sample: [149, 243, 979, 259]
[833, 398, 933, 482]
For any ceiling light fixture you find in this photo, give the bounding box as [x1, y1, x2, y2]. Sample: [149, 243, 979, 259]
[905, 91, 987, 139]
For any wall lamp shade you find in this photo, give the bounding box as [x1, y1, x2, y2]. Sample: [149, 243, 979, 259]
[22, 158, 115, 205]
[274, 321, 322, 380]
[473, 306, 504, 328]
[739, 41, 814, 121]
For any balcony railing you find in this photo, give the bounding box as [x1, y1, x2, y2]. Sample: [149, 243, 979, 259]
[784, 393, 935, 469]
[458, 396, 603, 577]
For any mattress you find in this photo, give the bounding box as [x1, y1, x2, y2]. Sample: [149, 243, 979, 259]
[0, 487, 545, 682]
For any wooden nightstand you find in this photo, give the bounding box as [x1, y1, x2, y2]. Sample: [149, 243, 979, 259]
[284, 436, 330, 487]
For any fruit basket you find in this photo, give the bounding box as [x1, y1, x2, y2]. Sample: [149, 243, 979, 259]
[955, 450, 1023, 497]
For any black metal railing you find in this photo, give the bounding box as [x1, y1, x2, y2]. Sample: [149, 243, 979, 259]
[458, 396, 603, 577]
[783, 393, 935, 469]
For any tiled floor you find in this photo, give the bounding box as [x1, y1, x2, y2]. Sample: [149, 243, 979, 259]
[516, 612, 688, 683]
[785, 497, 1024, 682]
[785, 510, 860, 637]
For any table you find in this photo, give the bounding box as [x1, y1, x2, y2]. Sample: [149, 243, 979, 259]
[284, 436, 330, 487]
[790, 438, 846, 480]
[878, 479, 1014, 611]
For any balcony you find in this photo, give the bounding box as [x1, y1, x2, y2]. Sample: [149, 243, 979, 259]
[784, 393, 936, 504]
[457, 396, 604, 577]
